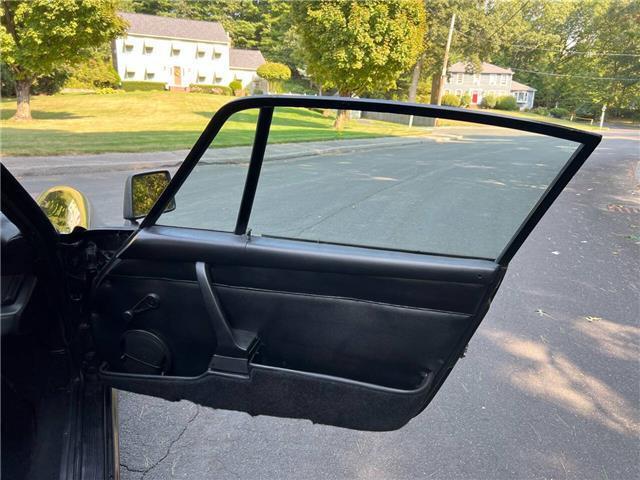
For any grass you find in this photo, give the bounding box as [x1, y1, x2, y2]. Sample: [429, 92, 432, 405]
[0, 91, 425, 157]
[483, 108, 607, 131]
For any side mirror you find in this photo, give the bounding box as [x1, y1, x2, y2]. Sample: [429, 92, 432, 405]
[123, 170, 175, 223]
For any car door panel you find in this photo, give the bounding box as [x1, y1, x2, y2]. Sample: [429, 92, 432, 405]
[86, 97, 599, 431]
[93, 226, 503, 430]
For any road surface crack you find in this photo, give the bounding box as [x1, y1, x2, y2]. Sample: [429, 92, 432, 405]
[120, 404, 200, 479]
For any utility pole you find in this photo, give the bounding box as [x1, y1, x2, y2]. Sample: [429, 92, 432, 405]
[436, 13, 456, 106]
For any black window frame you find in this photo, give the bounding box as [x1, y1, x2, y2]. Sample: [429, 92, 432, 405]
[140, 95, 601, 266]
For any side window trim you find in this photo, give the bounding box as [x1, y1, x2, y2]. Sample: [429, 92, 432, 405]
[234, 107, 273, 235]
[137, 97, 601, 266]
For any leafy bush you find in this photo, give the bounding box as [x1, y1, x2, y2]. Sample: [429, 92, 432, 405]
[531, 106, 549, 116]
[65, 57, 120, 89]
[441, 93, 461, 107]
[95, 87, 123, 94]
[122, 81, 166, 92]
[229, 79, 243, 95]
[480, 93, 497, 109]
[189, 84, 232, 95]
[459, 92, 471, 108]
[575, 103, 597, 118]
[253, 88, 264, 95]
[549, 107, 570, 118]
[495, 95, 518, 111]
[257, 62, 291, 93]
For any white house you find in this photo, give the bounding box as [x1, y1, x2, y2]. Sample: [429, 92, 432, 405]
[114, 12, 266, 92]
[444, 62, 536, 110]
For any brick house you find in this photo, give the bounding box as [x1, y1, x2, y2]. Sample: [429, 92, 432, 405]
[444, 62, 536, 110]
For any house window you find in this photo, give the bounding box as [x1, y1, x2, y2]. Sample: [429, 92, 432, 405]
[197, 51, 206, 58]
[212, 47, 222, 59]
[456, 73, 464, 84]
[197, 75, 207, 83]
[145, 71, 155, 80]
[500, 74, 508, 85]
[143, 44, 153, 55]
[171, 48, 181, 57]
[213, 73, 222, 83]
[455, 89, 462, 96]
[473, 74, 480, 85]
[124, 44, 134, 53]
[516, 91, 528, 102]
[125, 71, 135, 79]
[489, 74, 497, 85]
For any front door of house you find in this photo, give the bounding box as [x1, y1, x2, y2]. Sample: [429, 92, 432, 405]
[472, 91, 479, 104]
[173, 66, 182, 86]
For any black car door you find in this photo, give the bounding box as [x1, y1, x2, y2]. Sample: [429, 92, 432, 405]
[88, 97, 600, 431]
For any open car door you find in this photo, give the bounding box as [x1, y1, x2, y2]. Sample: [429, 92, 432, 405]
[89, 97, 600, 431]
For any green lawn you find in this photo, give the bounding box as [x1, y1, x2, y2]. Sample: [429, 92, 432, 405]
[0, 92, 425, 157]
[482, 108, 606, 131]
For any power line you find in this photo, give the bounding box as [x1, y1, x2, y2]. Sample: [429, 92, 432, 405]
[485, 0, 532, 42]
[510, 45, 640, 58]
[512, 67, 638, 81]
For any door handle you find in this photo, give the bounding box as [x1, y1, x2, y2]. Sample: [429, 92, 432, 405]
[195, 262, 257, 373]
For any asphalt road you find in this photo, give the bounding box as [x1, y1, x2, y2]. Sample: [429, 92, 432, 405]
[11, 129, 640, 479]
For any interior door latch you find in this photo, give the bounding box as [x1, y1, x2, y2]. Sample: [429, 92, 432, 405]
[122, 293, 160, 321]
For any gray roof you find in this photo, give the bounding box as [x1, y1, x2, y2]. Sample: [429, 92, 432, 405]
[229, 49, 265, 70]
[449, 61, 513, 74]
[510, 80, 536, 91]
[119, 12, 229, 43]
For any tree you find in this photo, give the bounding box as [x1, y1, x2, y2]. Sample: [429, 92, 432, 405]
[257, 62, 291, 93]
[292, 0, 426, 128]
[0, 0, 125, 120]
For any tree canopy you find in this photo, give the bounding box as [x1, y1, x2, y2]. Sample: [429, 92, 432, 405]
[1, 0, 125, 119]
[292, 0, 426, 96]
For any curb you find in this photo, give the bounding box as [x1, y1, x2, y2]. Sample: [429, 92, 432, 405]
[6, 136, 433, 177]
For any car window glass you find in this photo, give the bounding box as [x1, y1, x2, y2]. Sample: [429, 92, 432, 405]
[246, 107, 580, 259]
[157, 109, 258, 231]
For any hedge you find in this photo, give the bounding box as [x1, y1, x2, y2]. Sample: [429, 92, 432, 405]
[189, 84, 232, 95]
[495, 95, 518, 111]
[121, 81, 166, 92]
[441, 93, 461, 107]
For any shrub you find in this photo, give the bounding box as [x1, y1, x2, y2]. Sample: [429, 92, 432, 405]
[459, 92, 471, 108]
[121, 81, 166, 92]
[480, 93, 497, 109]
[95, 87, 123, 94]
[441, 93, 461, 107]
[257, 62, 291, 93]
[253, 88, 264, 95]
[229, 79, 243, 95]
[189, 84, 232, 95]
[549, 107, 570, 118]
[65, 57, 120, 90]
[575, 103, 597, 118]
[531, 106, 549, 116]
[495, 95, 518, 111]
